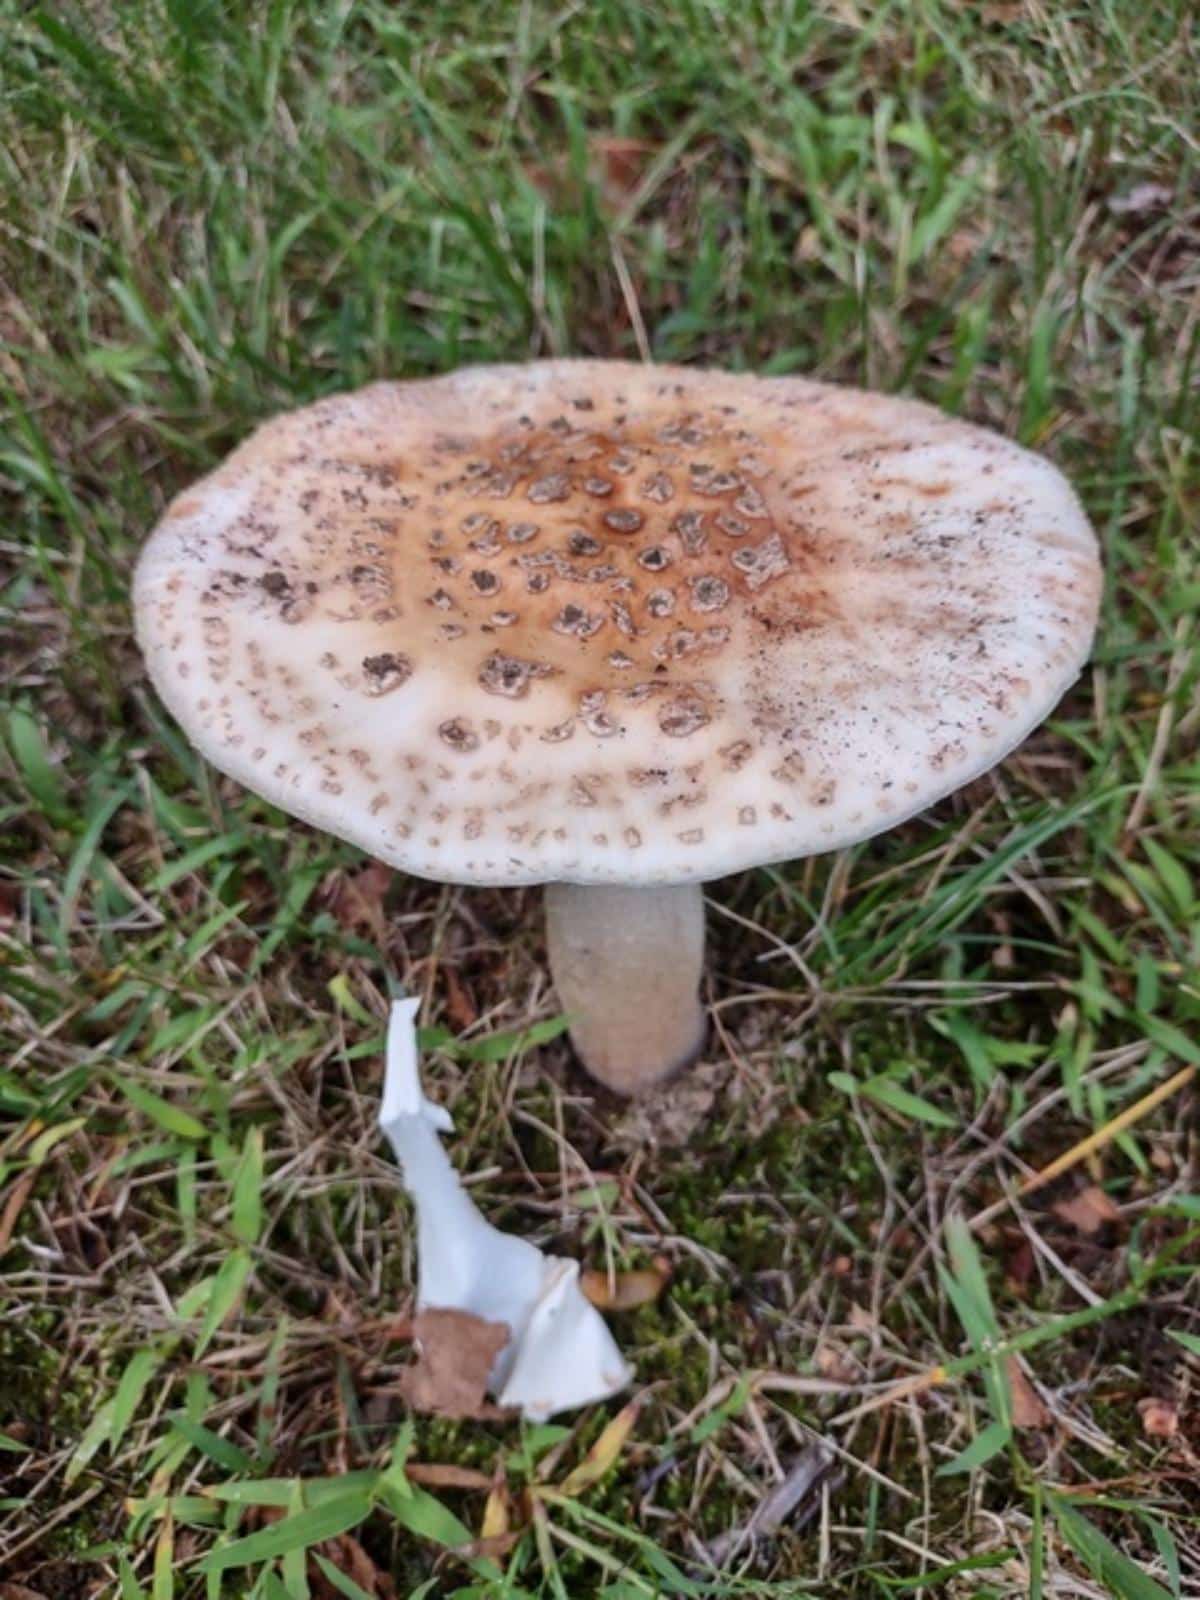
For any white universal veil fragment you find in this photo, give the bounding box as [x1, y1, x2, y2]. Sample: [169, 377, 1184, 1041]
[379, 998, 631, 1421]
[135, 361, 1102, 1092]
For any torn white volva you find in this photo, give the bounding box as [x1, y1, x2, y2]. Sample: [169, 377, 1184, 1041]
[379, 998, 632, 1421]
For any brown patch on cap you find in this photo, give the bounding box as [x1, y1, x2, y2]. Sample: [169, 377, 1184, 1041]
[361, 651, 413, 695]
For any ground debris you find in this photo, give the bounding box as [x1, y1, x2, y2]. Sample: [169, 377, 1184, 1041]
[580, 1262, 670, 1311]
[1006, 1356, 1050, 1430]
[1137, 1395, 1179, 1440]
[1051, 1185, 1122, 1236]
[397, 1308, 511, 1419]
[1108, 181, 1174, 214]
[406, 1461, 496, 1491]
[322, 860, 394, 935]
[609, 1058, 725, 1148]
[703, 1442, 841, 1566]
[312, 1532, 397, 1599]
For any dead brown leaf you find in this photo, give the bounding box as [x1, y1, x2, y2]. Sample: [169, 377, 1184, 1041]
[324, 860, 393, 935]
[589, 136, 656, 201]
[407, 1461, 496, 1491]
[580, 1264, 669, 1312]
[1138, 1395, 1179, 1440]
[1005, 1235, 1036, 1295]
[397, 1308, 510, 1419]
[523, 136, 657, 211]
[1006, 1356, 1050, 1429]
[312, 1532, 396, 1599]
[0, 1585, 51, 1600]
[1052, 1185, 1122, 1236]
[443, 963, 478, 1032]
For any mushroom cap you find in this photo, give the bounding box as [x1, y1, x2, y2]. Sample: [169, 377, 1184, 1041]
[134, 361, 1101, 887]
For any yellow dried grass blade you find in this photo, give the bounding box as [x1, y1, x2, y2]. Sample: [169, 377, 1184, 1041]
[557, 1400, 640, 1497]
[1017, 1064, 1196, 1197]
[480, 1484, 511, 1542]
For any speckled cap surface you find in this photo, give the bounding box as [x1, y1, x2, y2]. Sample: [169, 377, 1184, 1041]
[134, 361, 1102, 886]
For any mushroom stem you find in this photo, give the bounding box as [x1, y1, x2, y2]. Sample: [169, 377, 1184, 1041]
[544, 881, 706, 1095]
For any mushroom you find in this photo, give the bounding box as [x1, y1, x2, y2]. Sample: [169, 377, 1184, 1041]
[134, 361, 1101, 1094]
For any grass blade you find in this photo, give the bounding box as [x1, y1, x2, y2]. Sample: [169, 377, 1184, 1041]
[196, 1493, 373, 1572]
[194, 1249, 253, 1356]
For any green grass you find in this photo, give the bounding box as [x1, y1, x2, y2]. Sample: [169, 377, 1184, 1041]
[2, 0, 1199, 1595]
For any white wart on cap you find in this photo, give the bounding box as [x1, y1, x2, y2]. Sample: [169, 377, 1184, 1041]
[134, 361, 1101, 888]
